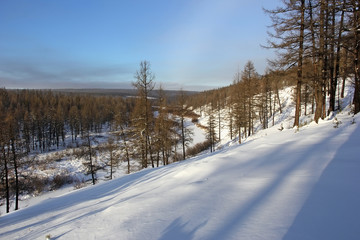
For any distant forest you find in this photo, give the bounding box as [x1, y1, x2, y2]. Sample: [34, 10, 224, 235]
[0, 61, 205, 213]
[51, 88, 198, 100]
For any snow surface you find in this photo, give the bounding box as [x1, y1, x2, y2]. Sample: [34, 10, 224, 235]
[0, 84, 359, 239]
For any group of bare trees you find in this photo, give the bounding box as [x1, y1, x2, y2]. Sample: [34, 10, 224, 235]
[0, 88, 134, 212]
[186, 60, 289, 147]
[130, 61, 195, 167]
[185, 0, 359, 144]
[266, 0, 360, 125]
[0, 60, 200, 213]
[0, 89, 22, 213]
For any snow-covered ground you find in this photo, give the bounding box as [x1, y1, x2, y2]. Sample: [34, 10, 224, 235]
[0, 84, 359, 239]
[0, 115, 208, 213]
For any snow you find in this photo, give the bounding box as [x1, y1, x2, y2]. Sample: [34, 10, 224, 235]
[0, 84, 359, 239]
[186, 118, 207, 145]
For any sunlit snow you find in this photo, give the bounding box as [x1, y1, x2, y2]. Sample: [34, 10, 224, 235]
[0, 84, 359, 240]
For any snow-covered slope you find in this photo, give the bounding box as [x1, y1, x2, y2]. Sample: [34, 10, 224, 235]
[0, 104, 359, 239]
[1, 81, 359, 239]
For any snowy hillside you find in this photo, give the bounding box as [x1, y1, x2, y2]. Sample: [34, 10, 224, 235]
[0, 85, 359, 239]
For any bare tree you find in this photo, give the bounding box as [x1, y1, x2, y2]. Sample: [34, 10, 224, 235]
[241, 61, 258, 136]
[206, 103, 217, 153]
[265, 0, 305, 127]
[105, 136, 120, 180]
[350, 0, 360, 113]
[176, 90, 193, 160]
[82, 127, 97, 185]
[132, 61, 155, 168]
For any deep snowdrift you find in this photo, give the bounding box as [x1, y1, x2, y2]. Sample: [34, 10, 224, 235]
[0, 107, 359, 239]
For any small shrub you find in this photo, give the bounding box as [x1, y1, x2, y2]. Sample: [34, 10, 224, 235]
[186, 140, 212, 157]
[31, 177, 47, 196]
[73, 177, 86, 190]
[172, 152, 183, 162]
[72, 147, 85, 159]
[51, 174, 74, 190]
[44, 152, 65, 164]
[191, 118, 199, 123]
[299, 120, 308, 128]
[19, 175, 49, 197]
[196, 123, 207, 130]
[333, 117, 342, 128]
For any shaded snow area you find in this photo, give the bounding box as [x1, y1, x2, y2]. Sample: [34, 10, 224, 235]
[1, 82, 359, 239]
[0, 109, 359, 239]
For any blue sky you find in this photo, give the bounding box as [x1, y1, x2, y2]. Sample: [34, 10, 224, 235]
[0, 0, 279, 90]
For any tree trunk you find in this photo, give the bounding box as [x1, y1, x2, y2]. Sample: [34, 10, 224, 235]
[328, 0, 337, 115]
[353, 1, 360, 114]
[218, 109, 221, 142]
[181, 117, 186, 160]
[2, 146, 10, 213]
[341, 49, 348, 99]
[120, 126, 131, 174]
[10, 139, 19, 211]
[294, 0, 305, 127]
[276, 84, 282, 114]
[334, 2, 345, 111]
[87, 133, 95, 185]
[315, 0, 326, 123]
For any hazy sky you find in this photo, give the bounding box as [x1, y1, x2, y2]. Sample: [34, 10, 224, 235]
[0, 0, 279, 91]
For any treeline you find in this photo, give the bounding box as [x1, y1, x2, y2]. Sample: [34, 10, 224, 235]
[0, 61, 204, 213]
[266, 0, 360, 124]
[0, 88, 134, 212]
[186, 61, 291, 146]
[0, 89, 133, 153]
[129, 61, 196, 170]
[185, 0, 359, 145]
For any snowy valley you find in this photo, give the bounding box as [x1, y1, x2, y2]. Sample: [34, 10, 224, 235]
[2, 0, 360, 239]
[0, 83, 359, 240]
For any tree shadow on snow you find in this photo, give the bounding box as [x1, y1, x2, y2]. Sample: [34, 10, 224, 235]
[159, 217, 207, 240]
[0, 166, 178, 239]
[205, 123, 353, 240]
[283, 123, 360, 240]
